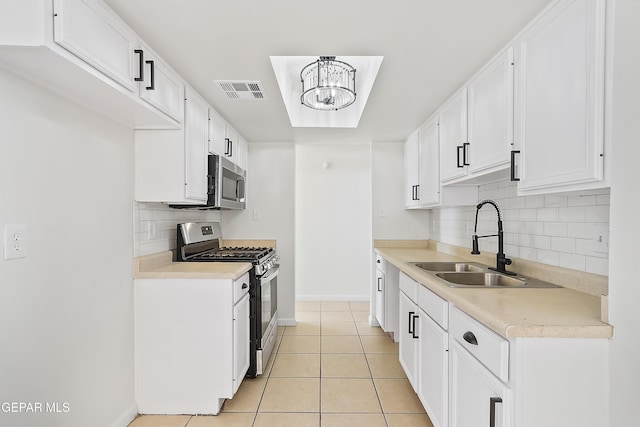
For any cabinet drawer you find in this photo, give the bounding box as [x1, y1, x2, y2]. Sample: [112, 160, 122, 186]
[399, 272, 418, 303]
[418, 285, 448, 330]
[450, 306, 509, 382]
[233, 272, 250, 304]
[375, 254, 386, 274]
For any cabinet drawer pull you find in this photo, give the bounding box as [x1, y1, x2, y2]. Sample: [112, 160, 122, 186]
[463, 331, 478, 345]
[408, 311, 415, 334]
[510, 150, 520, 181]
[134, 49, 144, 81]
[457, 145, 464, 168]
[463, 142, 470, 166]
[490, 397, 503, 427]
[411, 314, 419, 339]
[145, 60, 155, 90]
[377, 277, 382, 292]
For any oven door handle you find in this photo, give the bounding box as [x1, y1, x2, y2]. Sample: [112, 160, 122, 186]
[260, 267, 279, 284]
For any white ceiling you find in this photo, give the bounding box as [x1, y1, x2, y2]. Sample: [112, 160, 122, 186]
[102, 0, 553, 144]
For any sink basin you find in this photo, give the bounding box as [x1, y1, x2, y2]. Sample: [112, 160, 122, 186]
[411, 262, 484, 273]
[434, 272, 561, 288]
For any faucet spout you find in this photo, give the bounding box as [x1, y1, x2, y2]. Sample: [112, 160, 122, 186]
[471, 199, 515, 276]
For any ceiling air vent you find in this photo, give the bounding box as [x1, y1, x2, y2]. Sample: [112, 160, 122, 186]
[214, 80, 267, 100]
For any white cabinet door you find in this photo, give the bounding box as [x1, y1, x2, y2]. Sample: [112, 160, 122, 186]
[375, 268, 386, 329]
[468, 47, 514, 175]
[514, 0, 606, 194]
[184, 87, 209, 201]
[418, 309, 448, 427]
[404, 130, 420, 208]
[450, 340, 510, 427]
[136, 45, 184, 123]
[418, 118, 441, 206]
[233, 293, 250, 394]
[225, 125, 238, 161]
[399, 290, 419, 389]
[236, 135, 248, 171]
[208, 108, 227, 156]
[439, 88, 468, 182]
[53, 0, 137, 92]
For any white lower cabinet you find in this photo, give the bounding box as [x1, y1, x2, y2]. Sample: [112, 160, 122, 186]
[417, 306, 448, 427]
[135, 272, 251, 415]
[374, 254, 398, 338]
[450, 339, 510, 427]
[399, 273, 419, 388]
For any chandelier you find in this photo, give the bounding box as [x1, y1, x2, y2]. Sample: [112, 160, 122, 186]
[300, 56, 357, 111]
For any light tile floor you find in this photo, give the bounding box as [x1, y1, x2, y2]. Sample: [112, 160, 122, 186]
[129, 301, 434, 427]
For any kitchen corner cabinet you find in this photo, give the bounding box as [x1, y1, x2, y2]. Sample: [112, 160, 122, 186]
[0, 0, 179, 128]
[374, 254, 399, 339]
[513, 0, 608, 195]
[135, 86, 209, 204]
[448, 306, 608, 427]
[135, 272, 251, 415]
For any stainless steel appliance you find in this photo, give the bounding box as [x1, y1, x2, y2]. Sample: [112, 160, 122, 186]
[176, 222, 278, 377]
[171, 155, 246, 210]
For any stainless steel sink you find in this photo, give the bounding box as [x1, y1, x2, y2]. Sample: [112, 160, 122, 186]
[411, 262, 485, 273]
[434, 271, 561, 288]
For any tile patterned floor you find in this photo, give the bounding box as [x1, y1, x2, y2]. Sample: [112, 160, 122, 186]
[129, 301, 434, 427]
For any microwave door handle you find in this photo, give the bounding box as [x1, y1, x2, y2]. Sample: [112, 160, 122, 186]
[236, 179, 245, 199]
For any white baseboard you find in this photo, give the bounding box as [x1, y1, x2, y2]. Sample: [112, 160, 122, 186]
[295, 295, 369, 302]
[109, 404, 138, 427]
[369, 315, 380, 327]
[278, 318, 297, 326]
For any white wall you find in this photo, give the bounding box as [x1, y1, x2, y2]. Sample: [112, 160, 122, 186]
[295, 143, 372, 300]
[0, 69, 136, 427]
[371, 142, 430, 240]
[431, 179, 610, 275]
[221, 143, 296, 324]
[608, 1, 640, 425]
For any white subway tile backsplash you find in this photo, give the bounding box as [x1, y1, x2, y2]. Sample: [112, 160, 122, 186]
[133, 202, 221, 257]
[430, 177, 610, 275]
[586, 256, 609, 276]
[558, 207, 586, 222]
[543, 222, 568, 237]
[568, 195, 597, 207]
[586, 205, 610, 222]
[536, 208, 559, 222]
[551, 237, 576, 253]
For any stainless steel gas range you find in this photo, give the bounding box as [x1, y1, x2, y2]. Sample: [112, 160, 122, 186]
[177, 222, 279, 377]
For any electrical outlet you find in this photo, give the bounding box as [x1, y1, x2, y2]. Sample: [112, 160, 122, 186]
[378, 208, 386, 217]
[147, 222, 157, 240]
[4, 224, 27, 260]
[593, 229, 609, 254]
[252, 209, 260, 221]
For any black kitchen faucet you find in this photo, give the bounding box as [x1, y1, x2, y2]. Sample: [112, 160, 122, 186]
[471, 199, 516, 276]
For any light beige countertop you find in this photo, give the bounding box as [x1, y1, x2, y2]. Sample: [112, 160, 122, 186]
[134, 251, 252, 280]
[375, 241, 613, 339]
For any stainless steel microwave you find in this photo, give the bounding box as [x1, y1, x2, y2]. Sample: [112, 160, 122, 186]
[171, 155, 246, 210]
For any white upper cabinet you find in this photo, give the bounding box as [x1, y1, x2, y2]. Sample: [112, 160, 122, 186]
[514, 0, 607, 194]
[0, 0, 179, 128]
[467, 47, 514, 176]
[208, 108, 227, 156]
[418, 118, 442, 206]
[439, 88, 469, 182]
[135, 44, 185, 124]
[53, 0, 137, 92]
[404, 130, 420, 208]
[184, 87, 210, 202]
[236, 135, 248, 171]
